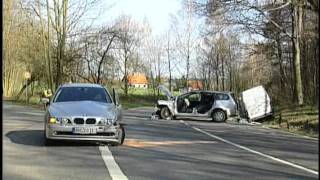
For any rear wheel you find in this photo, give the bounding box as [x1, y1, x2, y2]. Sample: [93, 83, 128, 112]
[212, 110, 226, 122]
[160, 107, 172, 120]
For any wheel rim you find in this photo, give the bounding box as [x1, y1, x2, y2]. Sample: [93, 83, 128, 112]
[161, 108, 171, 120]
[214, 111, 225, 122]
[117, 127, 123, 144]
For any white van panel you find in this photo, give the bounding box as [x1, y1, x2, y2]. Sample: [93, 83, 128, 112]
[241, 86, 272, 120]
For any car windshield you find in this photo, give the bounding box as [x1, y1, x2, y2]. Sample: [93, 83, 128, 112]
[53, 87, 112, 103]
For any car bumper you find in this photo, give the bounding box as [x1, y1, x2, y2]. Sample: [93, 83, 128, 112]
[45, 124, 120, 142]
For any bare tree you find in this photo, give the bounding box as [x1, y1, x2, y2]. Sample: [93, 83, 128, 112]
[113, 15, 145, 96]
[76, 28, 117, 84]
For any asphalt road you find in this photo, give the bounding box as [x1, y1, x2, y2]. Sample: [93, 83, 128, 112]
[3, 101, 319, 180]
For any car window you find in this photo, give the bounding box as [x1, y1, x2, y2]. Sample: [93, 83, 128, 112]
[187, 93, 201, 101]
[53, 87, 112, 103]
[201, 93, 214, 103]
[214, 93, 230, 100]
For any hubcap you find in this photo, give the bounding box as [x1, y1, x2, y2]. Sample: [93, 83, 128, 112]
[161, 108, 171, 120]
[214, 111, 225, 121]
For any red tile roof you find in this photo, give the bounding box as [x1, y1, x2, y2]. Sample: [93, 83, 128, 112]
[128, 73, 148, 84]
[188, 80, 203, 90]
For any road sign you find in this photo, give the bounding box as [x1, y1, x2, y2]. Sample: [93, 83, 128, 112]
[24, 71, 31, 79]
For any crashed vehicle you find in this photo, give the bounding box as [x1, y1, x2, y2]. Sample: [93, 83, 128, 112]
[156, 85, 273, 122]
[156, 85, 238, 122]
[43, 83, 125, 146]
[239, 85, 273, 121]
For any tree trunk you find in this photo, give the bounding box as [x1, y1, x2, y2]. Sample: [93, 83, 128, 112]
[157, 53, 161, 97]
[293, 3, 304, 105]
[276, 38, 286, 93]
[167, 37, 172, 92]
[221, 55, 225, 91]
[46, 0, 53, 91]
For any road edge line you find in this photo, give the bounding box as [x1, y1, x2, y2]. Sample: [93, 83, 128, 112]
[180, 120, 318, 176]
[99, 146, 129, 180]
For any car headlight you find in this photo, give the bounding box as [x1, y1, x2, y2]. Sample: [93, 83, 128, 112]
[48, 117, 58, 124]
[60, 118, 70, 125]
[100, 117, 116, 125]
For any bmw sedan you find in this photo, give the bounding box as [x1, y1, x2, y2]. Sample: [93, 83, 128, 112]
[43, 83, 125, 146]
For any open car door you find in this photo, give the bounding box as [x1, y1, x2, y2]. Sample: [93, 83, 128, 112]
[240, 85, 273, 121]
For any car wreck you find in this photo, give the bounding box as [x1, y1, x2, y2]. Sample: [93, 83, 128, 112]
[155, 85, 273, 122]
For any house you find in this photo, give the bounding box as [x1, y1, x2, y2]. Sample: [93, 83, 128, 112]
[127, 73, 148, 89]
[187, 80, 203, 91]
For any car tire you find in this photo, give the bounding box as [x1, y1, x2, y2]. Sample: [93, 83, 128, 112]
[111, 126, 125, 146]
[160, 107, 172, 120]
[44, 129, 55, 146]
[44, 137, 56, 146]
[212, 110, 226, 122]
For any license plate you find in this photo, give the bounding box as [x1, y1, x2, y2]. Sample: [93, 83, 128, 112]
[73, 127, 97, 134]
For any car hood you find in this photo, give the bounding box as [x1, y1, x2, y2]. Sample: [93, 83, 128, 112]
[158, 85, 174, 100]
[48, 101, 117, 118]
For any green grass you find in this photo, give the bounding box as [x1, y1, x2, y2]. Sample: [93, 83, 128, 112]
[5, 95, 44, 109]
[117, 87, 180, 109]
[263, 105, 319, 138]
[5, 88, 172, 110]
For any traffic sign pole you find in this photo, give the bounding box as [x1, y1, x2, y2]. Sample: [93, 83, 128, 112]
[24, 71, 31, 104]
[25, 79, 28, 104]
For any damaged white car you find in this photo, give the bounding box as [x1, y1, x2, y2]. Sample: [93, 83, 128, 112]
[155, 85, 273, 122]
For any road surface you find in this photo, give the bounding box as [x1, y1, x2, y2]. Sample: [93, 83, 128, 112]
[3, 101, 319, 180]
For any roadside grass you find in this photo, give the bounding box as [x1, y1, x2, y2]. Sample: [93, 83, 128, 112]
[4, 88, 173, 110]
[263, 105, 319, 138]
[119, 89, 169, 110]
[4, 95, 44, 110]
[115, 87, 180, 110]
[4, 89, 319, 139]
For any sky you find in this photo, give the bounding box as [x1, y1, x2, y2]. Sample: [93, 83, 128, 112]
[97, 0, 182, 35]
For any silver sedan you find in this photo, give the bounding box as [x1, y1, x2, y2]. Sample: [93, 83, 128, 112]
[43, 83, 125, 146]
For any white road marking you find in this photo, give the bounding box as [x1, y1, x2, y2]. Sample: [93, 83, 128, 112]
[99, 146, 128, 180]
[180, 120, 319, 176]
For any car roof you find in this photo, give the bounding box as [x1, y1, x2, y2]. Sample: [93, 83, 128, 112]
[188, 90, 232, 94]
[60, 83, 104, 88]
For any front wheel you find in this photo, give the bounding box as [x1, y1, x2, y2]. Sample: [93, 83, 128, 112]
[44, 131, 56, 146]
[160, 107, 172, 120]
[212, 110, 226, 122]
[111, 126, 125, 146]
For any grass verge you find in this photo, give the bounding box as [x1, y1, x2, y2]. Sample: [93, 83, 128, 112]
[3, 92, 160, 110]
[263, 105, 319, 139]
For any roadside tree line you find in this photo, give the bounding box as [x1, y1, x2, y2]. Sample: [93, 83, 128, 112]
[3, 0, 318, 107]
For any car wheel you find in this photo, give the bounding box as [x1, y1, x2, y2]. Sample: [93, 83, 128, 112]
[160, 107, 172, 120]
[212, 110, 226, 122]
[43, 129, 55, 146]
[111, 126, 125, 146]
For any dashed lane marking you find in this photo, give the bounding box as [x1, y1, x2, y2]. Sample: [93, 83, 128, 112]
[99, 146, 128, 180]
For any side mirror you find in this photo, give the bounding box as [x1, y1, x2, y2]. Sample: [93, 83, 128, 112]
[112, 88, 119, 106]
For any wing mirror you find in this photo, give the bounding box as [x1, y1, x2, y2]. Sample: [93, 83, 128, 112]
[112, 88, 120, 106]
